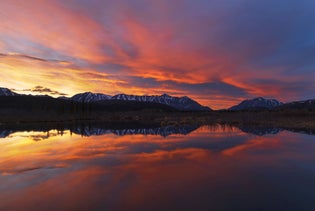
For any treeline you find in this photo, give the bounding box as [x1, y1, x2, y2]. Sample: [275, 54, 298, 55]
[0, 95, 178, 123]
[0, 95, 85, 114]
[0, 95, 176, 114]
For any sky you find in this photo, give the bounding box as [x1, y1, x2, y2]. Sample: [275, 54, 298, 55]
[0, 0, 314, 109]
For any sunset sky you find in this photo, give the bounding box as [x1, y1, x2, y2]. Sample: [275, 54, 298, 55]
[0, 0, 314, 109]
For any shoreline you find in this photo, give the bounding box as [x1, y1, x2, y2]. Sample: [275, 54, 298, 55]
[1, 110, 314, 131]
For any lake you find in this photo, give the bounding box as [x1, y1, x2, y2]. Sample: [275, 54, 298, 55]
[0, 124, 314, 210]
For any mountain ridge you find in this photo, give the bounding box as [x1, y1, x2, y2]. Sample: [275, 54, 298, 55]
[276, 99, 315, 110]
[0, 87, 209, 111]
[0, 87, 19, 96]
[71, 92, 111, 102]
[229, 97, 283, 110]
[1, 87, 314, 111]
[70, 92, 211, 111]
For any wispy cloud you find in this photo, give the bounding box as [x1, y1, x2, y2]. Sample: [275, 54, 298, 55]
[25, 86, 68, 96]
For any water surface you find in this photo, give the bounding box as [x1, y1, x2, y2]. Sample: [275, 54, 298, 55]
[0, 125, 314, 210]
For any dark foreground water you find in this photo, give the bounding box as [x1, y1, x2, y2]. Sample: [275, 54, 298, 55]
[0, 124, 314, 211]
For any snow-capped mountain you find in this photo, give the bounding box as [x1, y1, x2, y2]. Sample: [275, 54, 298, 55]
[71, 92, 111, 102]
[0, 87, 18, 96]
[71, 93, 211, 111]
[111, 94, 210, 111]
[229, 97, 283, 110]
[277, 99, 315, 110]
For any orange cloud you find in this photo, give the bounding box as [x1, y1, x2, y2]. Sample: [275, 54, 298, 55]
[0, 0, 117, 63]
[0, 54, 125, 97]
[0, 0, 313, 109]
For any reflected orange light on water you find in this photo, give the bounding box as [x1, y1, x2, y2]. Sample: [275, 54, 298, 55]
[0, 127, 314, 210]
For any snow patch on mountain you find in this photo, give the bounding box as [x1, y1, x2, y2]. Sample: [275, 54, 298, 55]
[229, 97, 283, 110]
[71, 92, 111, 102]
[0, 87, 19, 96]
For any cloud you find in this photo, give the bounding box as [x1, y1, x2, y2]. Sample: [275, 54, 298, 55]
[123, 76, 249, 97]
[116, 76, 251, 109]
[18, 86, 68, 96]
[0, 52, 124, 98]
[30, 86, 68, 96]
[249, 79, 315, 101]
[0, 52, 70, 64]
[0, 0, 314, 109]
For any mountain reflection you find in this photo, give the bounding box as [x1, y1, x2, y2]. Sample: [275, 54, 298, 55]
[73, 125, 199, 137]
[1, 123, 315, 210]
[238, 126, 283, 136]
[0, 130, 13, 138]
[0, 123, 314, 139]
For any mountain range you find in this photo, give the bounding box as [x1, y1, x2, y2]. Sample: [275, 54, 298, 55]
[71, 92, 211, 111]
[0, 87, 314, 111]
[229, 97, 315, 111]
[276, 99, 315, 110]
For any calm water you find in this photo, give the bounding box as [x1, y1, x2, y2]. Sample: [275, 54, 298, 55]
[0, 125, 314, 211]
